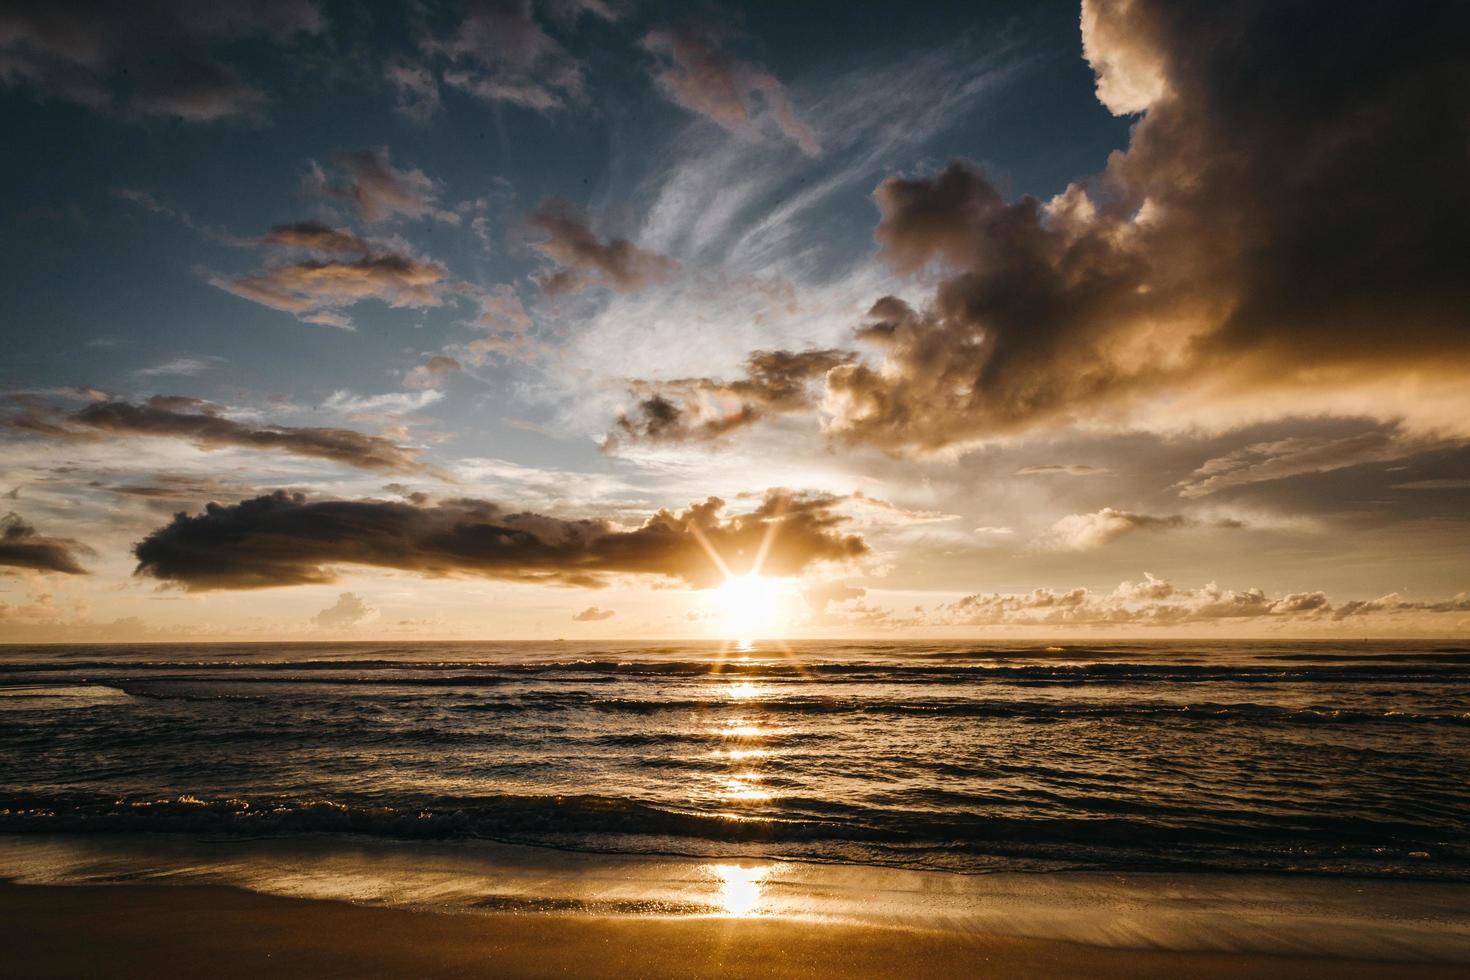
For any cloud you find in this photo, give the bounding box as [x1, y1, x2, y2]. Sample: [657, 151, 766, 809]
[642, 21, 820, 155]
[530, 201, 679, 295]
[262, 221, 372, 254]
[684, 1, 1470, 452]
[10, 395, 430, 474]
[321, 389, 443, 416]
[0, 0, 322, 122]
[404, 355, 462, 391]
[1042, 507, 1243, 551]
[134, 356, 218, 378]
[303, 148, 459, 224]
[385, 57, 442, 123]
[937, 573, 1353, 628]
[312, 592, 378, 628]
[572, 605, 615, 621]
[609, 348, 855, 445]
[1332, 593, 1470, 621]
[0, 513, 91, 575]
[1017, 464, 1109, 476]
[1176, 430, 1429, 498]
[802, 580, 864, 612]
[210, 243, 443, 323]
[133, 489, 868, 591]
[421, 0, 586, 112]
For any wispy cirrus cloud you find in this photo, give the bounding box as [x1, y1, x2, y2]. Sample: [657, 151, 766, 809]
[10, 395, 432, 474]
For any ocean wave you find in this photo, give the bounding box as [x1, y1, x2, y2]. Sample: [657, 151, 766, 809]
[5, 658, 1469, 687]
[2, 791, 1464, 879]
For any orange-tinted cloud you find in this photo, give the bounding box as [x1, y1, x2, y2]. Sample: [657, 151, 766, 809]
[635, 1, 1470, 451]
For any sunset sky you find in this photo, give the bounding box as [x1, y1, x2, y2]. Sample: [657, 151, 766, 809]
[2, 0, 1467, 640]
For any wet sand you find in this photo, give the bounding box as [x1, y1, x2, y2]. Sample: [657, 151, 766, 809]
[3, 882, 1466, 980]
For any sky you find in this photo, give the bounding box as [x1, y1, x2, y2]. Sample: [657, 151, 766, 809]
[1, 0, 1468, 641]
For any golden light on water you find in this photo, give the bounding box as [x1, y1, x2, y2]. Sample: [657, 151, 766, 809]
[710, 863, 768, 917]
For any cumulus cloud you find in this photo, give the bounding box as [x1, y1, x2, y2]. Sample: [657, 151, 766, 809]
[421, 0, 587, 112]
[609, 348, 855, 446]
[0, 513, 91, 575]
[1042, 507, 1243, 551]
[10, 395, 431, 474]
[642, 21, 819, 155]
[0, 0, 323, 122]
[572, 605, 615, 621]
[529, 201, 679, 295]
[662, 1, 1470, 452]
[132, 489, 867, 591]
[312, 592, 377, 628]
[936, 573, 1355, 628]
[303, 148, 459, 225]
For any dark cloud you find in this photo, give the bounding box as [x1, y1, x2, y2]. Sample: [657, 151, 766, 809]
[676, 1, 1470, 451]
[0, 0, 322, 122]
[572, 605, 615, 621]
[133, 489, 868, 591]
[530, 200, 678, 295]
[0, 513, 91, 575]
[11, 396, 431, 474]
[610, 348, 855, 445]
[642, 21, 819, 155]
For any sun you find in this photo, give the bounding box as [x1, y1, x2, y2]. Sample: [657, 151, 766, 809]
[713, 574, 788, 642]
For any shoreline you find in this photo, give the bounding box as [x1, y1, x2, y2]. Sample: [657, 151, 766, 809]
[4, 882, 1469, 980]
[1, 832, 1468, 976]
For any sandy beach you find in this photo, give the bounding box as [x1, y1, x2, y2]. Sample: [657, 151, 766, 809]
[2, 835, 1469, 978]
[5, 881, 1469, 980]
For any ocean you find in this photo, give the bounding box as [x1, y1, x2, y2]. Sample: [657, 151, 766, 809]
[2, 640, 1468, 880]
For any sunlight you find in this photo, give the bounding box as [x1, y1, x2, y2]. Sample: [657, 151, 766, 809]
[713, 574, 789, 641]
[709, 864, 769, 917]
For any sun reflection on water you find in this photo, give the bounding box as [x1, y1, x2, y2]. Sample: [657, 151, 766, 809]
[709, 863, 768, 916]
